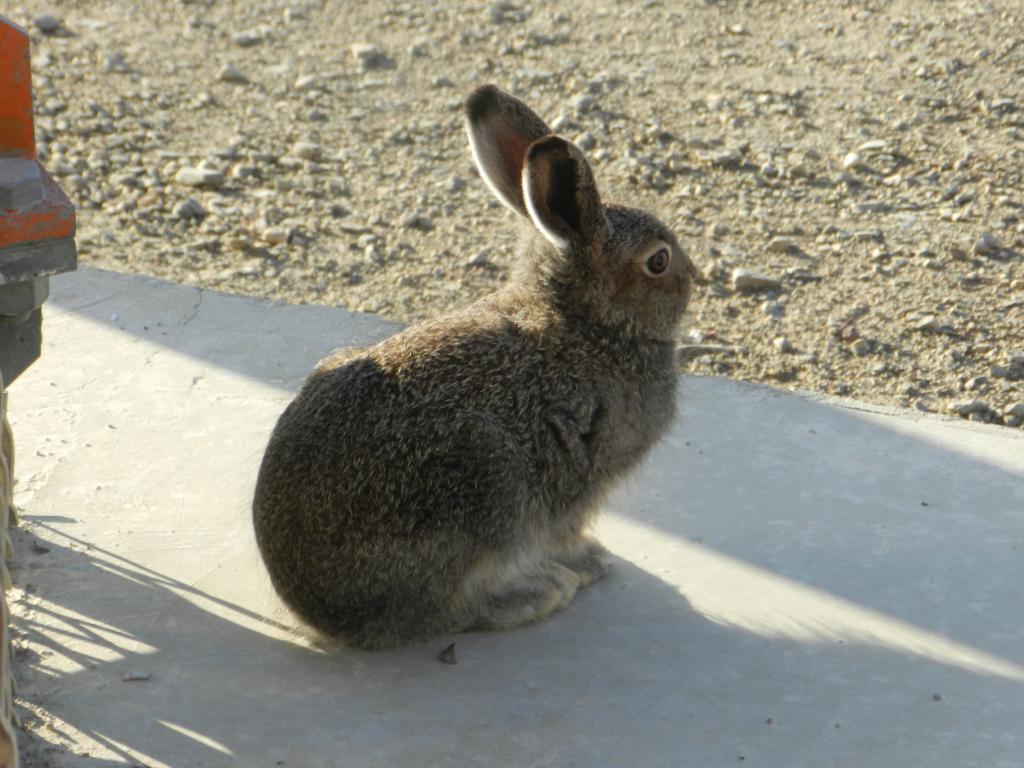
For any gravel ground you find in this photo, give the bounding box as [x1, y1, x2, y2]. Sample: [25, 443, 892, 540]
[12, 0, 1024, 428]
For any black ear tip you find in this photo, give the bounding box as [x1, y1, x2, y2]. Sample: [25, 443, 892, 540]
[465, 84, 503, 122]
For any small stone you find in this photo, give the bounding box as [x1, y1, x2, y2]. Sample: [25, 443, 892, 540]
[1006, 415, 1023, 428]
[948, 399, 989, 416]
[291, 141, 321, 160]
[766, 237, 798, 254]
[233, 30, 263, 47]
[352, 43, 393, 71]
[104, 52, 130, 74]
[973, 232, 1004, 255]
[174, 167, 224, 188]
[852, 338, 871, 356]
[857, 139, 887, 153]
[571, 94, 597, 113]
[911, 314, 939, 332]
[731, 269, 782, 291]
[991, 365, 1012, 379]
[841, 151, 861, 169]
[575, 132, 596, 151]
[217, 64, 248, 84]
[466, 249, 490, 267]
[1004, 403, 1024, 420]
[677, 343, 743, 361]
[854, 201, 891, 214]
[399, 212, 433, 231]
[761, 301, 785, 318]
[122, 671, 151, 682]
[445, 176, 466, 193]
[438, 643, 457, 665]
[294, 74, 319, 91]
[709, 149, 743, 169]
[33, 14, 61, 33]
[488, 2, 526, 24]
[773, 336, 794, 353]
[706, 222, 727, 239]
[174, 197, 206, 221]
[261, 226, 290, 245]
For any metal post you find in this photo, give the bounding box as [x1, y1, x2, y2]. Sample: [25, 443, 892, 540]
[0, 15, 79, 766]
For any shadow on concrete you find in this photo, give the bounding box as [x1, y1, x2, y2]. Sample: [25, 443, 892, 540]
[11, 266, 1023, 766]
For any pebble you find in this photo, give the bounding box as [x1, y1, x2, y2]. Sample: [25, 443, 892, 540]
[571, 94, 597, 113]
[1005, 403, 1024, 420]
[352, 43, 392, 71]
[766, 237, 798, 254]
[217, 64, 248, 84]
[174, 197, 206, 221]
[709, 149, 743, 169]
[854, 201, 891, 214]
[175, 167, 225, 188]
[400, 212, 434, 231]
[488, 2, 526, 24]
[773, 336, 794, 353]
[438, 642, 457, 664]
[233, 30, 263, 47]
[857, 139, 887, 153]
[466, 249, 490, 267]
[948, 399, 989, 416]
[33, 14, 61, 33]
[973, 232, 1004, 255]
[852, 338, 871, 356]
[291, 141, 321, 160]
[677, 344, 743, 361]
[912, 314, 939, 332]
[294, 74, 319, 92]
[575, 132, 596, 151]
[706, 222, 727, 239]
[122, 671, 151, 682]
[261, 226, 290, 245]
[841, 151, 861, 169]
[991, 365, 1012, 379]
[104, 52, 131, 74]
[732, 269, 782, 291]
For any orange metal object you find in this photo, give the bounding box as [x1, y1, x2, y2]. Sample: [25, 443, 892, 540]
[0, 16, 76, 251]
[0, 17, 35, 159]
[0, 171, 74, 249]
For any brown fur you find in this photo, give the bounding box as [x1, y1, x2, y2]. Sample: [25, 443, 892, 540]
[252, 85, 696, 649]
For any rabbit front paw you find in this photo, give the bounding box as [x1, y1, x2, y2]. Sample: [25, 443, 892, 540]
[557, 536, 612, 587]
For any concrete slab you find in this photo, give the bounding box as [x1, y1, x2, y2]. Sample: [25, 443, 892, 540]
[8, 267, 1024, 768]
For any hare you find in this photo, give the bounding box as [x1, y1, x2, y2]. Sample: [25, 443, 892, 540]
[253, 85, 698, 650]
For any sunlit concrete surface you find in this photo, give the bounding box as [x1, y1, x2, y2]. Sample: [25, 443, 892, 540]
[8, 267, 1024, 767]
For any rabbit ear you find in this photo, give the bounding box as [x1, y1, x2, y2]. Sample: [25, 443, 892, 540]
[522, 135, 608, 250]
[465, 85, 552, 216]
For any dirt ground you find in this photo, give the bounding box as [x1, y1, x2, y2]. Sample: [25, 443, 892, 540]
[12, 0, 1024, 427]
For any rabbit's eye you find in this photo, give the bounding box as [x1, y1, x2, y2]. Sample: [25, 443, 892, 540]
[643, 248, 670, 277]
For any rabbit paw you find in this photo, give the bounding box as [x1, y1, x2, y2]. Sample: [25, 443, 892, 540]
[557, 536, 612, 587]
[472, 562, 580, 631]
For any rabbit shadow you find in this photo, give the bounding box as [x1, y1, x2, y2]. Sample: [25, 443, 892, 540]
[9, 519, 731, 768]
